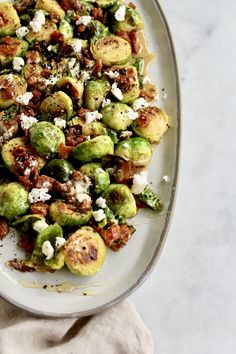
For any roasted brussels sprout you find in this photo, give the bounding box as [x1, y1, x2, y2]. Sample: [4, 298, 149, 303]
[72, 136, 114, 162]
[68, 118, 108, 138]
[59, 19, 73, 40]
[40, 91, 74, 120]
[111, 5, 144, 33]
[49, 201, 93, 227]
[42, 159, 74, 182]
[96, 0, 117, 8]
[90, 35, 131, 67]
[29, 122, 66, 158]
[132, 107, 170, 144]
[137, 186, 163, 212]
[0, 3, 20, 37]
[102, 184, 137, 219]
[80, 163, 110, 194]
[56, 78, 84, 105]
[0, 74, 27, 109]
[1, 137, 46, 174]
[26, 21, 58, 44]
[36, 0, 65, 20]
[31, 223, 65, 270]
[12, 214, 44, 233]
[115, 137, 152, 167]
[80, 20, 110, 40]
[84, 80, 110, 111]
[0, 37, 28, 67]
[101, 102, 133, 131]
[64, 226, 106, 276]
[0, 182, 29, 221]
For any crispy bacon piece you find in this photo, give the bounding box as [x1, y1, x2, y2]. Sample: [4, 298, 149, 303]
[12, 145, 39, 178]
[50, 30, 64, 45]
[128, 2, 136, 9]
[77, 24, 86, 33]
[129, 30, 141, 54]
[58, 143, 74, 159]
[7, 259, 36, 272]
[93, 59, 103, 77]
[139, 90, 156, 102]
[66, 126, 86, 147]
[117, 30, 130, 43]
[91, 6, 103, 22]
[18, 233, 35, 253]
[60, 0, 81, 11]
[114, 160, 137, 184]
[19, 175, 34, 190]
[30, 202, 49, 218]
[0, 37, 21, 56]
[0, 218, 9, 240]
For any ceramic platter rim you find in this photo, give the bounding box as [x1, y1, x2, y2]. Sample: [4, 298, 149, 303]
[0, 0, 181, 318]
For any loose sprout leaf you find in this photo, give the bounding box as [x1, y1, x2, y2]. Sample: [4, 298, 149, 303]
[138, 186, 163, 212]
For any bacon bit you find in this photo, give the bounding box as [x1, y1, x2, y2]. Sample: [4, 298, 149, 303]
[31, 89, 42, 103]
[0, 76, 14, 100]
[0, 37, 21, 56]
[116, 30, 130, 42]
[66, 126, 86, 147]
[18, 233, 35, 253]
[19, 175, 34, 190]
[12, 145, 39, 179]
[114, 160, 138, 184]
[77, 24, 86, 33]
[71, 170, 82, 180]
[30, 202, 49, 218]
[13, 0, 32, 13]
[135, 198, 146, 209]
[60, 0, 81, 11]
[50, 30, 64, 45]
[128, 2, 136, 9]
[77, 107, 90, 118]
[129, 30, 141, 54]
[58, 143, 74, 159]
[0, 218, 9, 240]
[26, 50, 40, 63]
[93, 59, 103, 77]
[7, 259, 36, 272]
[94, 224, 136, 252]
[91, 6, 103, 22]
[139, 90, 156, 102]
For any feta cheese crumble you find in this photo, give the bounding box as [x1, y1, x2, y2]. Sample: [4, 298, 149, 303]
[20, 113, 38, 130]
[13, 57, 25, 72]
[76, 193, 91, 204]
[76, 16, 91, 26]
[16, 92, 33, 105]
[115, 5, 126, 22]
[143, 76, 152, 84]
[127, 108, 139, 121]
[16, 26, 29, 38]
[102, 98, 111, 107]
[30, 10, 46, 33]
[74, 177, 91, 195]
[132, 98, 149, 111]
[44, 75, 58, 86]
[33, 220, 49, 233]
[55, 237, 66, 250]
[104, 70, 119, 79]
[162, 175, 170, 183]
[96, 197, 107, 209]
[111, 82, 123, 101]
[47, 45, 52, 51]
[93, 209, 106, 222]
[71, 39, 83, 53]
[120, 130, 133, 139]
[131, 171, 148, 195]
[85, 111, 103, 125]
[54, 117, 66, 129]
[42, 241, 54, 260]
[28, 188, 51, 203]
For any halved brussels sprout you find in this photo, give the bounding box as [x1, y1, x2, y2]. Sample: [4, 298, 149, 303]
[12, 214, 44, 232]
[42, 159, 74, 182]
[56, 78, 84, 105]
[64, 226, 106, 276]
[101, 102, 133, 131]
[80, 20, 110, 39]
[36, 0, 65, 20]
[1, 137, 46, 174]
[0, 37, 28, 67]
[0, 74, 27, 109]
[0, 182, 29, 221]
[90, 35, 131, 67]
[40, 91, 74, 120]
[49, 201, 93, 227]
[59, 19, 73, 40]
[23, 53, 47, 91]
[26, 21, 57, 44]
[132, 107, 170, 144]
[84, 80, 110, 111]
[137, 186, 163, 212]
[111, 64, 140, 104]
[102, 184, 137, 219]
[68, 118, 108, 138]
[29, 122, 66, 158]
[80, 163, 110, 194]
[31, 223, 65, 270]
[112, 5, 144, 33]
[96, 0, 117, 7]
[115, 137, 152, 167]
[72, 136, 114, 162]
[0, 3, 20, 37]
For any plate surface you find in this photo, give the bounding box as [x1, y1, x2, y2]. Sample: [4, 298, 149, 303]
[0, 0, 180, 317]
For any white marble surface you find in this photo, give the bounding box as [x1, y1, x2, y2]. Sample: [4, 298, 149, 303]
[131, 0, 236, 353]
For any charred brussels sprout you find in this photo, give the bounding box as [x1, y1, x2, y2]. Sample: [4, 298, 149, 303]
[40, 91, 74, 120]
[90, 35, 131, 67]
[49, 201, 93, 227]
[0, 74, 27, 109]
[26, 21, 58, 44]
[56, 78, 84, 105]
[101, 102, 133, 131]
[72, 136, 114, 162]
[42, 159, 74, 182]
[29, 122, 66, 158]
[132, 107, 169, 144]
[36, 0, 65, 20]
[0, 183, 29, 221]
[68, 118, 108, 138]
[102, 184, 137, 219]
[111, 5, 144, 33]
[115, 137, 152, 167]
[0, 37, 28, 67]
[80, 163, 110, 194]
[0, 3, 20, 37]
[84, 80, 110, 111]
[64, 226, 106, 276]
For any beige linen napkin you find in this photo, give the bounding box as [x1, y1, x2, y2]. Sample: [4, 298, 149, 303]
[0, 298, 153, 354]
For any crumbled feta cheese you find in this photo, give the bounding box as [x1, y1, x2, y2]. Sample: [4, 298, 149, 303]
[55, 237, 66, 250]
[102, 98, 111, 108]
[41, 181, 52, 189]
[93, 209, 106, 222]
[96, 197, 107, 209]
[33, 220, 49, 233]
[76, 16, 92, 26]
[16, 26, 29, 38]
[71, 39, 82, 53]
[111, 82, 123, 101]
[127, 108, 139, 121]
[29, 157, 38, 168]
[162, 91, 168, 100]
[16, 92, 33, 106]
[80, 70, 91, 81]
[30, 10, 46, 33]
[13, 57, 25, 72]
[131, 171, 148, 195]
[104, 70, 119, 79]
[54, 117, 66, 129]
[42, 241, 54, 260]
[143, 76, 152, 84]
[70, 63, 81, 78]
[44, 75, 58, 86]
[20, 113, 38, 130]
[85, 111, 103, 125]
[162, 175, 170, 183]
[24, 168, 31, 176]
[132, 98, 149, 111]
[28, 188, 51, 203]
[76, 193, 91, 204]
[86, 135, 91, 141]
[68, 58, 77, 69]
[115, 5, 126, 22]
[74, 177, 91, 195]
[47, 45, 52, 51]
[120, 130, 133, 139]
